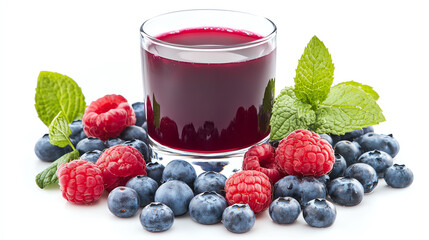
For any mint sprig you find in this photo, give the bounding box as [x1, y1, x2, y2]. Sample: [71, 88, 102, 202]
[270, 36, 385, 140]
[35, 71, 86, 189]
[35, 71, 86, 126]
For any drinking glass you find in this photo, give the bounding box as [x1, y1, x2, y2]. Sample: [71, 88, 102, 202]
[140, 9, 277, 175]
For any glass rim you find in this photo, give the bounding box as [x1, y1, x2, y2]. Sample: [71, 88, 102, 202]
[140, 9, 277, 51]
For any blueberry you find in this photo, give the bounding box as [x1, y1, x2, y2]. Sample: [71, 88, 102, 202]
[329, 134, 342, 147]
[154, 180, 194, 216]
[274, 176, 300, 200]
[162, 159, 197, 188]
[80, 150, 102, 164]
[274, 176, 327, 206]
[76, 137, 106, 155]
[140, 202, 174, 232]
[120, 125, 148, 143]
[355, 133, 400, 158]
[363, 126, 374, 133]
[126, 175, 159, 207]
[68, 120, 87, 146]
[34, 134, 73, 162]
[146, 162, 165, 185]
[344, 163, 378, 193]
[316, 175, 330, 186]
[107, 187, 140, 218]
[269, 140, 280, 148]
[341, 129, 365, 141]
[384, 164, 414, 188]
[269, 197, 301, 224]
[142, 122, 147, 132]
[132, 102, 146, 127]
[105, 138, 125, 148]
[194, 171, 227, 196]
[358, 150, 393, 178]
[303, 198, 336, 228]
[328, 177, 364, 206]
[334, 140, 361, 166]
[189, 192, 228, 225]
[329, 153, 347, 179]
[222, 204, 255, 233]
[123, 139, 151, 163]
[319, 134, 333, 146]
[316, 174, 331, 186]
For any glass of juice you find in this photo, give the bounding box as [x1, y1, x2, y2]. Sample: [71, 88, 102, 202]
[140, 9, 276, 175]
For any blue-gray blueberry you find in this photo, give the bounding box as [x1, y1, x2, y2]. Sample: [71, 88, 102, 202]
[126, 175, 159, 207]
[269, 197, 301, 224]
[140, 202, 174, 232]
[222, 204, 255, 233]
[303, 198, 336, 228]
[189, 192, 228, 225]
[107, 187, 140, 218]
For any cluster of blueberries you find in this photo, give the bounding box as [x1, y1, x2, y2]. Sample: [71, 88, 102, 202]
[270, 127, 413, 228]
[34, 102, 151, 165]
[107, 159, 255, 233]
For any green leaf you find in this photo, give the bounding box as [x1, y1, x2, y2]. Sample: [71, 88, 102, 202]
[294, 36, 335, 107]
[35, 150, 79, 189]
[48, 111, 73, 148]
[313, 83, 385, 135]
[35, 71, 86, 126]
[270, 87, 316, 140]
[336, 81, 379, 100]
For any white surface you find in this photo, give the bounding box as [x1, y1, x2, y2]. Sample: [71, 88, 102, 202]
[1, 0, 428, 239]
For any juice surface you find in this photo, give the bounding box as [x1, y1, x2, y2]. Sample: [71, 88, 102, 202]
[143, 27, 275, 153]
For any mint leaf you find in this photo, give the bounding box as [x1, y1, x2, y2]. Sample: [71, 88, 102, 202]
[270, 87, 316, 140]
[48, 111, 73, 148]
[35, 71, 86, 126]
[336, 81, 379, 100]
[313, 83, 385, 135]
[35, 150, 79, 189]
[294, 36, 335, 107]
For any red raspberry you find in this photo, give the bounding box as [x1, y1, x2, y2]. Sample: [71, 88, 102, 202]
[275, 129, 335, 177]
[57, 160, 104, 204]
[242, 143, 285, 184]
[225, 170, 272, 213]
[83, 94, 136, 141]
[96, 145, 146, 192]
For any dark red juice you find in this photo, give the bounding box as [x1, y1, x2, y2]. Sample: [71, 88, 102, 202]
[142, 27, 276, 153]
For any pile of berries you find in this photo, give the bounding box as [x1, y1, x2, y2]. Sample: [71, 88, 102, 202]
[35, 94, 414, 233]
[35, 96, 150, 166]
[107, 159, 270, 233]
[262, 127, 413, 228]
[35, 95, 151, 205]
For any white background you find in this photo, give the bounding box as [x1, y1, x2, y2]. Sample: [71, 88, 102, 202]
[1, 0, 428, 239]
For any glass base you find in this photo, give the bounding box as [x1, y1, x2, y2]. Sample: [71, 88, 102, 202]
[148, 135, 270, 178]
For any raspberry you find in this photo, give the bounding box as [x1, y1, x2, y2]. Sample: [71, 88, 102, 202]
[83, 94, 136, 141]
[57, 160, 104, 204]
[96, 145, 147, 192]
[225, 170, 272, 213]
[275, 129, 335, 177]
[242, 143, 285, 184]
